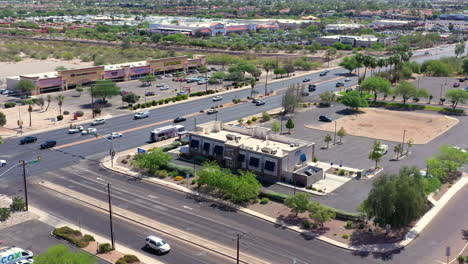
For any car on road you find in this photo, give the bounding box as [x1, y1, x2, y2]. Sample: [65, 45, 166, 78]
[68, 128, 81, 134]
[252, 98, 260, 103]
[336, 82, 344, 87]
[145, 91, 155, 96]
[40, 140, 56, 149]
[308, 84, 317, 92]
[20, 136, 37, 145]
[173, 117, 187, 123]
[319, 115, 332, 122]
[459, 78, 465, 82]
[344, 77, 351, 82]
[107, 132, 123, 139]
[302, 78, 311, 82]
[91, 119, 105, 126]
[324, 70, 331, 73]
[134, 111, 150, 119]
[212, 96, 223, 101]
[424, 51, 430, 55]
[453, 82, 460, 88]
[81, 128, 97, 135]
[319, 72, 327, 76]
[255, 100, 266, 106]
[0, 159, 6, 167]
[145, 235, 170, 254]
[207, 109, 218, 115]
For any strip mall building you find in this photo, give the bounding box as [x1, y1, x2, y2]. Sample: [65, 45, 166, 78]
[6, 55, 205, 95]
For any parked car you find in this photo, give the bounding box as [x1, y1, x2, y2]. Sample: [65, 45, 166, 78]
[81, 128, 97, 135]
[319, 115, 332, 122]
[20, 136, 37, 145]
[145, 235, 171, 254]
[212, 96, 223, 101]
[134, 111, 150, 119]
[207, 109, 218, 115]
[255, 100, 266, 106]
[324, 70, 331, 73]
[453, 82, 460, 88]
[377, 144, 389, 155]
[91, 119, 105, 126]
[252, 98, 260, 103]
[145, 91, 155, 96]
[319, 72, 327, 76]
[156, 83, 166, 87]
[336, 82, 344, 87]
[302, 78, 311, 83]
[107, 132, 123, 139]
[458, 78, 465, 82]
[40, 140, 57, 149]
[173, 117, 187, 123]
[344, 77, 351, 82]
[197, 80, 207, 85]
[160, 86, 169, 91]
[0, 159, 6, 167]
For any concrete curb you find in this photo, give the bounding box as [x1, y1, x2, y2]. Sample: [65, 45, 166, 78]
[101, 149, 468, 254]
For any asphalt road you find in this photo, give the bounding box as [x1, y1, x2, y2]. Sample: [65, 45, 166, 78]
[0, 44, 463, 264]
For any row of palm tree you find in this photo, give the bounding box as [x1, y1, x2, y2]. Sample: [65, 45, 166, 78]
[26, 95, 65, 127]
[354, 51, 413, 84]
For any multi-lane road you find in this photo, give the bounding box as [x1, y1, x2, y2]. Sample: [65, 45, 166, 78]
[0, 44, 465, 264]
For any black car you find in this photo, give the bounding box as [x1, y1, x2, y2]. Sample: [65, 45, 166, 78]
[459, 78, 465, 82]
[173, 117, 187, 123]
[145, 91, 155, 96]
[40, 140, 57, 149]
[252, 98, 260, 103]
[302, 78, 311, 83]
[336, 82, 344, 87]
[319, 72, 327, 76]
[20, 136, 37, 145]
[319, 115, 333, 122]
[308, 84, 317, 92]
[255, 100, 266, 106]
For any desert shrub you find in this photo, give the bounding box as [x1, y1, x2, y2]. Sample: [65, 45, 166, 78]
[262, 112, 271, 121]
[0, 208, 10, 221]
[342, 234, 349, 239]
[174, 176, 184, 181]
[116, 255, 140, 264]
[157, 170, 168, 178]
[260, 197, 269, 204]
[98, 243, 113, 253]
[345, 220, 353, 229]
[52, 226, 92, 248]
[151, 100, 157, 106]
[9, 197, 25, 212]
[261, 191, 288, 202]
[338, 169, 346, 176]
[56, 115, 63, 121]
[83, 234, 95, 243]
[169, 170, 179, 177]
[251, 117, 258, 122]
[93, 108, 101, 115]
[313, 157, 318, 162]
[63, 111, 70, 115]
[312, 223, 318, 229]
[75, 111, 84, 117]
[163, 162, 194, 176]
[303, 219, 311, 229]
[4, 102, 16, 108]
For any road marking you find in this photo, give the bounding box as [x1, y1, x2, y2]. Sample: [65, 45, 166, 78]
[96, 177, 104, 181]
[147, 194, 158, 199]
[183, 205, 193, 210]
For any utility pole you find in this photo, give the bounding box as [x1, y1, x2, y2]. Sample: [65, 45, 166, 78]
[107, 183, 115, 250]
[333, 121, 337, 145]
[205, 71, 208, 93]
[401, 129, 406, 157]
[20, 160, 29, 211]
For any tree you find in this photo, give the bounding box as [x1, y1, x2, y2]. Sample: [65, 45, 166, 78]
[284, 192, 310, 217]
[406, 139, 414, 155]
[14, 79, 35, 94]
[132, 148, 172, 174]
[308, 202, 336, 227]
[139, 75, 156, 86]
[0, 136, 3, 145]
[394, 143, 403, 159]
[319, 91, 335, 107]
[45, 95, 52, 112]
[463, 59, 468, 79]
[34, 245, 97, 264]
[445, 90, 468, 110]
[282, 85, 301, 114]
[285, 118, 294, 134]
[326, 47, 337, 66]
[121, 92, 140, 105]
[393, 81, 418, 104]
[337, 127, 347, 144]
[56, 95, 65, 115]
[369, 140, 384, 169]
[0, 111, 6, 126]
[25, 100, 33, 127]
[339, 55, 360, 74]
[121, 37, 131, 49]
[360, 167, 428, 229]
[249, 78, 256, 98]
[272, 120, 281, 133]
[360, 76, 391, 102]
[341, 91, 368, 111]
[262, 59, 278, 95]
[35, 97, 45, 110]
[324, 134, 332, 148]
[90, 80, 121, 102]
[455, 41, 465, 58]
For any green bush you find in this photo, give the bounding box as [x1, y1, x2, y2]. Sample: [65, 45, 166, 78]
[344, 220, 353, 229]
[338, 169, 346, 176]
[313, 157, 318, 163]
[9, 197, 25, 212]
[262, 112, 271, 121]
[56, 115, 64, 121]
[342, 234, 349, 239]
[93, 108, 102, 115]
[98, 243, 113, 253]
[63, 111, 70, 115]
[161, 141, 182, 152]
[261, 191, 288, 202]
[4, 102, 16, 108]
[116, 254, 140, 264]
[303, 219, 311, 229]
[75, 111, 84, 117]
[260, 197, 269, 204]
[163, 162, 194, 176]
[82, 234, 95, 243]
[251, 117, 257, 122]
[0, 208, 11, 221]
[312, 223, 318, 229]
[169, 170, 179, 177]
[52, 226, 93, 248]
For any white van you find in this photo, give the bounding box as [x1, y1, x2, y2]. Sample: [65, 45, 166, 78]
[0, 247, 34, 264]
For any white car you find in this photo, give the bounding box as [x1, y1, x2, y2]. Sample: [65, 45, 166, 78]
[134, 111, 150, 119]
[91, 119, 105, 126]
[107, 132, 123, 139]
[156, 83, 166, 87]
[377, 144, 388, 155]
[0, 160, 6, 167]
[344, 77, 351, 82]
[212, 96, 223, 101]
[159, 86, 169, 91]
[81, 128, 97, 135]
[145, 235, 171, 254]
[68, 128, 80, 134]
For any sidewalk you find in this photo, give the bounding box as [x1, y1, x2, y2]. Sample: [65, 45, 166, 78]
[102, 145, 468, 254]
[29, 205, 161, 264]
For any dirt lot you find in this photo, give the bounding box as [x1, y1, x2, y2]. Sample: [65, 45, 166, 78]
[306, 108, 459, 144]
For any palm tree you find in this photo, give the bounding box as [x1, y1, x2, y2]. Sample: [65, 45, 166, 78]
[369, 57, 377, 75]
[45, 95, 52, 112]
[250, 78, 256, 98]
[56, 95, 65, 115]
[377, 59, 385, 73]
[26, 100, 33, 127]
[262, 60, 277, 96]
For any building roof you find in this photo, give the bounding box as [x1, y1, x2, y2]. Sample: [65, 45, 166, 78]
[318, 35, 379, 41]
[21, 71, 59, 79]
[104, 61, 147, 71]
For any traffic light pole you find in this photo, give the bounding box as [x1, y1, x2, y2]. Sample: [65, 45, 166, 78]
[20, 160, 29, 211]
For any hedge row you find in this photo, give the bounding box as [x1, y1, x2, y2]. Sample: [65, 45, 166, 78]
[52, 226, 95, 248]
[116, 255, 140, 264]
[132, 94, 189, 110]
[369, 101, 465, 114]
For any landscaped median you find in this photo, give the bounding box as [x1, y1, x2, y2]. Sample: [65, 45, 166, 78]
[52, 226, 141, 264]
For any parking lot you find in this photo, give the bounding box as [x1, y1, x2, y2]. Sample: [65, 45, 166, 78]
[410, 76, 468, 106]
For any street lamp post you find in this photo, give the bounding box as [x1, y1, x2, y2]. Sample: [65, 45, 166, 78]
[107, 183, 115, 250]
[20, 160, 29, 211]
